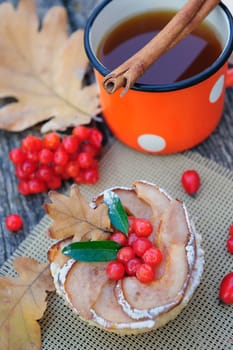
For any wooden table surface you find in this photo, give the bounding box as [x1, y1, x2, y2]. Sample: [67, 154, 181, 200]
[0, 0, 233, 268]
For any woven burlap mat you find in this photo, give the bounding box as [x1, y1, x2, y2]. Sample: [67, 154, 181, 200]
[1, 141, 233, 350]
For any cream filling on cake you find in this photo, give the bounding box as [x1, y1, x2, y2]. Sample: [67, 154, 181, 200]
[51, 259, 79, 312]
[90, 309, 156, 330]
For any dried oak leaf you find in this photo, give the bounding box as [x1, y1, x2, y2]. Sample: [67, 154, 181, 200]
[0, 257, 55, 350]
[45, 184, 112, 241]
[0, 0, 100, 132]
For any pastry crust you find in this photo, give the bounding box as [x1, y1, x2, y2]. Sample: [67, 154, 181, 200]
[48, 181, 204, 334]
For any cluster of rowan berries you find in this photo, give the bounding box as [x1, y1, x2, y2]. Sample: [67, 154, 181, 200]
[8, 126, 103, 195]
[106, 217, 163, 283]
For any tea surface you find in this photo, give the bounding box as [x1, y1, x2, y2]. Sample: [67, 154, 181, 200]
[97, 11, 222, 84]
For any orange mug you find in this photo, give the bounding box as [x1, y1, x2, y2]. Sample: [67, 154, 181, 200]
[84, 0, 233, 154]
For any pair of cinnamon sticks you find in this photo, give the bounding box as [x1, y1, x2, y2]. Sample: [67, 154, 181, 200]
[103, 0, 220, 96]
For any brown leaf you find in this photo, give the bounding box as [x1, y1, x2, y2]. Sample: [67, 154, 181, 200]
[0, 0, 100, 132]
[0, 257, 55, 350]
[45, 184, 112, 241]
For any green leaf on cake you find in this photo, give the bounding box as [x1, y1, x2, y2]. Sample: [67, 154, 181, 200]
[62, 240, 121, 262]
[103, 190, 129, 235]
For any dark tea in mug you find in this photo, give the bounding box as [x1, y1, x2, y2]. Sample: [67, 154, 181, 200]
[97, 11, 222, 85]
[85, 0, 233, 154]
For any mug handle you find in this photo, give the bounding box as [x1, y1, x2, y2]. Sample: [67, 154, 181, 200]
[226, 66, 233, 87]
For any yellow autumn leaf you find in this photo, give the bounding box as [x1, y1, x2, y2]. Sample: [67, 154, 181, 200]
[0, 0, 100, 132]
[0, 257, 55, 350]
[45, 184, 112, 241]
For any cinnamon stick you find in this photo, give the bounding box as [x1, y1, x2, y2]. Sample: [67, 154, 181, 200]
[103, 0, 220, 96]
